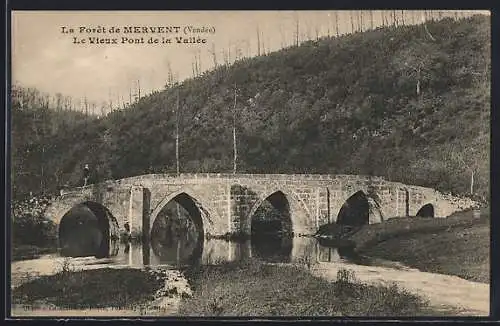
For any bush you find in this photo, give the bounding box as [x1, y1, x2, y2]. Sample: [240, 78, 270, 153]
[11, 196, 58, 248]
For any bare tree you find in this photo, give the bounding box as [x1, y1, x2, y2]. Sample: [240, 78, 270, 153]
[305, 18, 312, 40]
[222, 48, 228, 65]
[84, 95, 89, 116]
[166, 60, 175, 87]
[359, 11, 364, 32]
[401, 10, 405, 25]
[64, 96, 71, 112]
[197, 49, 202, 73]
[175, 87, 180, 175]
[422, 11, 436, 41]
[369, 10, 374, 30]
[232, 83, 238, 174]
[238, 41, 244, 60]
[335, 11, 340, 37]
[208, 42, 218, 68]
[243, 39, 251, 57]
[55, 93, 63, 112]
[256, 25, 261, 55]
[294, 13, 300, 46]
[137, 80, 141, 100]
[116, 91, 121, 110]
[350, 11, 355, 33]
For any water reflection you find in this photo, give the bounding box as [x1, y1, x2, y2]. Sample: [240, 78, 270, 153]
[251, 236, 293, 263]
[56, 236, 358, 267]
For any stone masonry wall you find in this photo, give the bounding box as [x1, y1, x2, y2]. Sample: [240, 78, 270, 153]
[48, 173, 477, 238]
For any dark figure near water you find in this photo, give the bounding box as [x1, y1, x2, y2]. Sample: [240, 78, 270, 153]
[83, 164, 90, 187]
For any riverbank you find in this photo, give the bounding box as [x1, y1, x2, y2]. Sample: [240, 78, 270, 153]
[178, 258, 437, 316]
[351, 208, 489, 283]
[11, 245, 58, 262]
[318, 208, 490, 283]
[10, 258, 192, 317]
[310, 261, 489, 316]
[12, 267, 165, 309]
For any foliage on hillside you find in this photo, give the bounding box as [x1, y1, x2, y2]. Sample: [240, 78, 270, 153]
[11, 195, 58, 247]
[11, 16, 490, 201]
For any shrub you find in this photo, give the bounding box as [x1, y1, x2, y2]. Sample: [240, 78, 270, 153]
[11, 196, 58, 248]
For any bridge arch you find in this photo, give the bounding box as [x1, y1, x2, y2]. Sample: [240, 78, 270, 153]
[58, 201, 119, 258]
[336, 190, 383, 226]
[245, 188, 313, 235]
[248, 190, 292, 237]
[416, 203, 435, 218]
[149, 189, 215, 237]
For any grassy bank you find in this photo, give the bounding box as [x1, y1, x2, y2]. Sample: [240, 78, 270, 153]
[348, 209, 490, 283]
[11, 245, 59, 262]
[12, 268, 165, 309]
[179, 259, 438, 316]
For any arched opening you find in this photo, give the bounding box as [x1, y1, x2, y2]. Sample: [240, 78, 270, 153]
[336, 191, 370, 226]
[150, 193, 204, 266]
[249, 191, 293, 262]
[416, 203, 434, 218]
[250, 191, 293, 238]
[58, 201, 118, 258]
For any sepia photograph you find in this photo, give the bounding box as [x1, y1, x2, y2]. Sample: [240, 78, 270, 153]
[9, 9, 491, 318]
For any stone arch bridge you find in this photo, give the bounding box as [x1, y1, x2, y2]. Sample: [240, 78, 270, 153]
[45, 173, 476, 239]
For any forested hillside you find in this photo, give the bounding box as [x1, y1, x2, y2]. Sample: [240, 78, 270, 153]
[11, 15, 490, 201]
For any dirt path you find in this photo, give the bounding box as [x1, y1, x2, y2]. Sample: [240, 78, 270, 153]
[310, 261, 489, 316]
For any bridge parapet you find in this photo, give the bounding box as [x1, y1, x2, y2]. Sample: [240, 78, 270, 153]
[65, 173, 389, 188]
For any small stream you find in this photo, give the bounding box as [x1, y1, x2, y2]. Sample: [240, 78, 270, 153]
[10, 235, 490, 317]
[11, 236, 357, 288]
[10, 230, 490, 317]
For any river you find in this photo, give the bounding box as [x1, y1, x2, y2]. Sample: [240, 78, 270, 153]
[10, 236, 489, 317]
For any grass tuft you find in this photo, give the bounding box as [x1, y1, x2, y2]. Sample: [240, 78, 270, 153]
[179, 259, 432, 316]
[12, 268, 165, 309]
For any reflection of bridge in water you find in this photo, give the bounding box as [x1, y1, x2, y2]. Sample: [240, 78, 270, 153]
[108, 237, 347, 267]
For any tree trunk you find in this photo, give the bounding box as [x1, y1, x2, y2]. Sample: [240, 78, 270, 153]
[335, 11, 340, 37]
[295, 16, 299, 46]
[416, 66, 421, 96]
[470, 170, 474, 195]
[350, 11, 355, 33]
[233, 85, 238, 174]
[359, 11, 364, 32]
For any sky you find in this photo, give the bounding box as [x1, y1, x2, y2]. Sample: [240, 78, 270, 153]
[11, 10, 489, 112]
